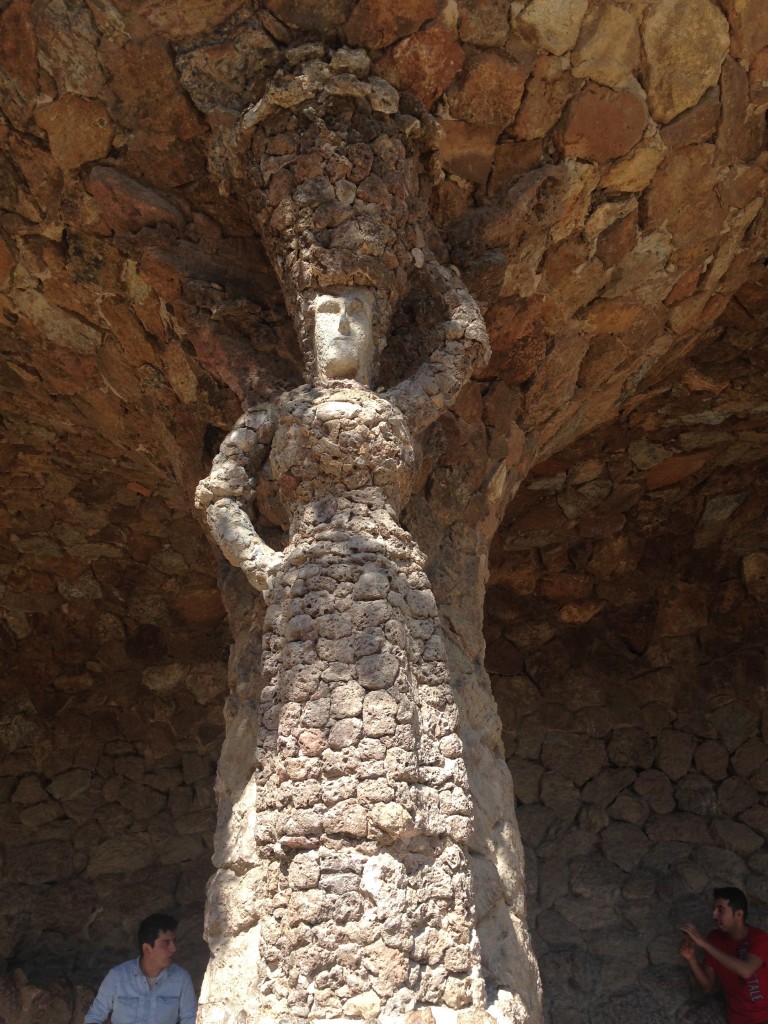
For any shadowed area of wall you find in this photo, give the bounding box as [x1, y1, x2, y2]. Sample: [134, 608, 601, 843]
[1, 0, 767, 1019]
[489, 276, 768, 1022]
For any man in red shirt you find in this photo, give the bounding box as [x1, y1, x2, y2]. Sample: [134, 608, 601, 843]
[680, 886, 768, 1024]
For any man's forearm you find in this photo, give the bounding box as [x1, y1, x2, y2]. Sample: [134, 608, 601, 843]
[698, 940, 761, 981]
[178, 971, 198, 1024]
[686, 957, 716, 993]
[84, 1000, 109, 1022]
[83, 991, 110, 1023]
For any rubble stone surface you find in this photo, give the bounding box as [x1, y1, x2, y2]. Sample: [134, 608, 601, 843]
[193, 49, 539, 1023]
[489, 292, 768, 1020]
[0, 2, 767, 1023]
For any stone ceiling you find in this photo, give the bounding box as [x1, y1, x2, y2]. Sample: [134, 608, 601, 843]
[3, 0, 765, 694]
[2, 0, 766, 660]
[1, 0, 767, 1018]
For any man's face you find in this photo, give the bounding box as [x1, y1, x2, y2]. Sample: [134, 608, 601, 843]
[141, 930, 177, 976]
[712, 899, 741, 934]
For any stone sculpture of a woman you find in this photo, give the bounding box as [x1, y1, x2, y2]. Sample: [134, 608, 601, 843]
[195, 45, 538, 1024]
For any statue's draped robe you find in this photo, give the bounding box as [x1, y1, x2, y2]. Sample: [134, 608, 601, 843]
[203, 381, 483, 1019]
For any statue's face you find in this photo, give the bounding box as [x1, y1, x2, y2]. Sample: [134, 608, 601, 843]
[312, 288, 375, 385]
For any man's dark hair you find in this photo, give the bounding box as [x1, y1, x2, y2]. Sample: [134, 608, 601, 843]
[714, 887, 749, 920]
[137, 913, 178, 956]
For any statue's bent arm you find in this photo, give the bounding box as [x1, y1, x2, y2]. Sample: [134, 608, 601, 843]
[387, 257, 491, 436]
[194, 405, 282, 592]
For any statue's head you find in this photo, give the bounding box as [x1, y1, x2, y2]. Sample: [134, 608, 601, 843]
[308, 287, 375, 384]
[297, 285, 394, 384]
[246, 45, 437, 381]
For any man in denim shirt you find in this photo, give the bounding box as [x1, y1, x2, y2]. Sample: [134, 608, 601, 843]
[84, 913, 197, 1024]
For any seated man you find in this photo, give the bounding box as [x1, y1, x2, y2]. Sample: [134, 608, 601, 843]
[85, 912, 197, 1024]
[680, 886, 768, 1024]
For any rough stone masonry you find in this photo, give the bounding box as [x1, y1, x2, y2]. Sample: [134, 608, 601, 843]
[194, 47, 541, 1024]
[2, 1, 767, 1022]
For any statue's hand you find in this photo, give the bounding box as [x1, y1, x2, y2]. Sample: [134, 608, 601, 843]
[205, 499, 282, 592]
[195, 465, 253, 510]
[242, 547, 284, 593]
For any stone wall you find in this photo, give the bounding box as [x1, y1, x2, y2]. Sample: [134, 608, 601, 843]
[2, 0, 768, 1018]
[0, 485, 228, 1014]
[2, 312, 768, 1023]
[489, 312, 768, 1023]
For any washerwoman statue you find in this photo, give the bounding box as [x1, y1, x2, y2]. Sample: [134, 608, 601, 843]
[195, 46, 498, 1024]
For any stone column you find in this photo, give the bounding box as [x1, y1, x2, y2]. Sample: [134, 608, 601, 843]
[194, 45, 542, 1024]
[403, 381, 540, 1024]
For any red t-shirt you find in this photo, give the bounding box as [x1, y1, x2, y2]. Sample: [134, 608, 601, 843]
[705, 926, 768, 1024]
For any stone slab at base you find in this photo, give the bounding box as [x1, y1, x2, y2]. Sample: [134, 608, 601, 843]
[212, 991, 530, 1024]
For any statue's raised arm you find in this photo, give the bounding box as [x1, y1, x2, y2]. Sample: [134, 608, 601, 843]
[387, 256, 490, 436]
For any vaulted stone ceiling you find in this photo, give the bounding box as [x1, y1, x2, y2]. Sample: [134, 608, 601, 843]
[1, 0, 767, 1021]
